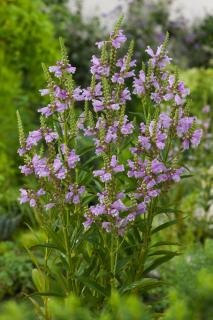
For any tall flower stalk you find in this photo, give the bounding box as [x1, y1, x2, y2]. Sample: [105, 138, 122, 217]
[18, 18, 202, 317]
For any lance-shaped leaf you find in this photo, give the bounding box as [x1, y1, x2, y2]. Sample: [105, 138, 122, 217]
[76, 276, 109, 297]
[120, 278, 167, 293]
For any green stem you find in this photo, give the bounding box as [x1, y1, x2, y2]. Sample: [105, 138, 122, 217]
[134, 201, 156, 283]
[62, 208, 73, 293]
[44, 239, 50, 320]
[110, 230, 117, 293]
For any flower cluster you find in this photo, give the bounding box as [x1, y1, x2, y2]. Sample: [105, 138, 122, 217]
[93, 155, 124, 182]
[80, 114, 133, 155]
[18, 128, 58, 156]
[65, 184, 85, 204]
[49, 60, 76, 78]
[83, 191, 138, 235]
[127, 158, 184, 209]
[96, 29, 127, 50]
[133, 45, 190, 106]
[19, 188, 45, 207]
[176, 116, 202, 150]
[18, 53, 84, 210]
[112, 55, 136, 84]
[20, 155, 50, 177]
[18, 27, 202, 236]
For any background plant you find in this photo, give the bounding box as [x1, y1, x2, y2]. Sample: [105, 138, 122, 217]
[164, 239, 213, 320]
[0, 0, 59, 205]
[0, 241, 33, 300]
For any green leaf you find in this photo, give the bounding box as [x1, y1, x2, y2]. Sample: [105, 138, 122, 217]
[133, 227, 142, 242]
[30, 243, 65, 253]
[151, 241, 179, 247]
[116, 257, 130, 272]
[148, 250, 178, 256]
[155, 207, 183, 215]
[27, 297, 45, 318]
[30, 292, 65, 297]
[181, 174, 193, 178]
[51, 270, 68, 295]
[83, 155, 98, 167]
[32, 269, 46, 292]
[43, 225, 65, 252]
[76, 276, 109, 297]
[93, 179, 102, 191]
[144, 253, 179, 274]
[120, 278, 166, 293]
[151, 220, 177, 234]
[128, 111, 144, 118]
[79, 146, 94, 156]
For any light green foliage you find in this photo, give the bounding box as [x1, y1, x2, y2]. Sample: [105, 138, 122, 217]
[164, 240, 213, 320]
[0, 0, 59, 202]
[48, 295, 93, 320]
[0, 241, 33, 300]
[163, 291, 190, 320]
[17, 229, 46, 249]
[100, 291, 152, 320]
[0, 240, 213, 320]
[181, 68, 213, 114]
[0, 292, 153, 320]
[0, 301, 35, 320]
[0, 50, 21, 202]
[0, 0, 59, 105]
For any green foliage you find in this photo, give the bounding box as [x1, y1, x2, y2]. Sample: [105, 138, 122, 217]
[0, 292, 153, 320]
[17, 229, 47, 249]
[0, 145, 18, 203]
[181, 68, 213, 113]
[0, 301, 35, 320]
[0, 0, 59, 106]
[0, 0, 59, 201]
[0, 241, 33, 300]
[164, 240, 213, 320]
[48, 292, 152, 320]
[3, 241, 213, 320]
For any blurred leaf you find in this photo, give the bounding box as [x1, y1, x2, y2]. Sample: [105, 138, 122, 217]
[151, 220, 178, 234]
[144, 253, 179, 274]
[120, 278, 166, 293]
[76, 276, 109, 297]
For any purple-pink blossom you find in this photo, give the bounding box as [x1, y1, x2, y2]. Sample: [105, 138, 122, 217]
[67, 149, 80, 169]
[110, 29, 127, 49]
[65, 184, 85, 204]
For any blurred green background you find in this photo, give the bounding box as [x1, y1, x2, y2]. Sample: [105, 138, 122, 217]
[0, 0, 212, 318]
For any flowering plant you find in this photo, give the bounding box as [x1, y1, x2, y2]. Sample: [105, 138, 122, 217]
[18, 18, 202, 317]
